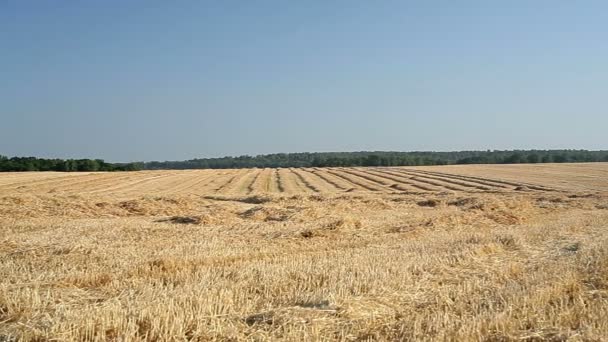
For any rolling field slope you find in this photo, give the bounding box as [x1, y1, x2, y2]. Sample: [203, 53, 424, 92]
[1, 164, 608, 340]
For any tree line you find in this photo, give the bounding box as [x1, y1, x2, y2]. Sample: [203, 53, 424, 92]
[2, 150, 608, 172]
[145, 150, 608, 169]
[0, 156, 143, 172]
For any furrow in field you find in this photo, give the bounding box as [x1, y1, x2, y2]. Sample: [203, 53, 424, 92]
[373, 169, 448, 192]
[296, 168, 344, 193]
[341, 168, 393, 185]
[218, 169, 259, 195]
[248, 169, 273, 194]
[262, 169, 276, 192]
[290, 169, 322, 193]
[265, 169, 281, 193]
[236, 169, 263, 195]
[379, 168, 495, 191]
[405, 168, 558, 191]
[309, 168, 350, 191]
[323, 169, 383, 192]
[214, 169, 250, 193]
[288, 168, 318, 193]
[351, 171, 458, 191]
[246, 170, 262, 194]
[274, 169, 285, 193]
[276, 169, 308, 194]
[335, 168, 407, 192]
[197, 170, 239, 194]
[383, 169, 470, 192]
[276, 168, 299, 193]
[336, 167, 431, 193]
[406, 169, 516, 188]
[200, 170, 236, 194]
[399, 169, 510, 189]
[358, 169, 437, 192]
[408, 177, 465, 192]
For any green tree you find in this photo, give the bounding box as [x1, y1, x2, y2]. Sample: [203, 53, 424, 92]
[526, 154, 540, 163]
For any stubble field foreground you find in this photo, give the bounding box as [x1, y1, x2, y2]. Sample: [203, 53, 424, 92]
[1, 163, 608, 341]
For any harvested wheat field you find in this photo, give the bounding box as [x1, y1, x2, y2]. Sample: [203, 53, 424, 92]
[1, 163, 608, 341]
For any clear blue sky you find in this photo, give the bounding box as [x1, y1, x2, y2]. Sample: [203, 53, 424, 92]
[1, 1, 606, 162]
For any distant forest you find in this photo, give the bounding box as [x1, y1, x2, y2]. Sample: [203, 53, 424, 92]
[148, 150, 608, 169]
[0, 156, 143, 172]
[2, 150, 608, 172]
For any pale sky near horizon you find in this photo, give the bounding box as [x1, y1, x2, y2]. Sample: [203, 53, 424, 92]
[1, 1, 607, 162]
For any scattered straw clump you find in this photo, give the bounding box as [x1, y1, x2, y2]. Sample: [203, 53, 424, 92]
[324, 217, 362, 230]
[417, 199, 442, 207]
[239, 206, 294, 222]
[156, 216, 202, 225]
[445, 195, 537, 225]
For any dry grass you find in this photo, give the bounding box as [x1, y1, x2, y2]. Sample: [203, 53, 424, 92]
[1, 164, 608, 341]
